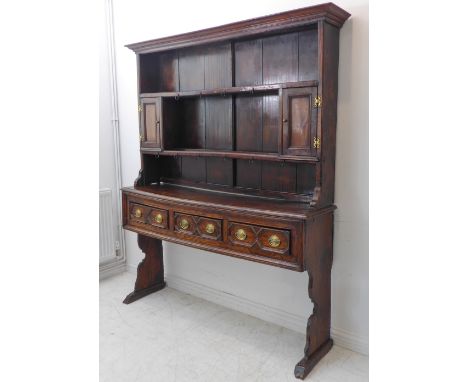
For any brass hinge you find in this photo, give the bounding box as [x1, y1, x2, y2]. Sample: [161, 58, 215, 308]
[138, 104, 143, 112]
[314, 96, 322, 108]
[313, 137, 321, 149]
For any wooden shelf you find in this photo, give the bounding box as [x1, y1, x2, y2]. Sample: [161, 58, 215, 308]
[139, 80, 319, 98]
[140, 148, 319, 164]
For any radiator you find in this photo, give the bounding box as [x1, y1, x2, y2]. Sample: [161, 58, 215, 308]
[99, 188, 116, 262]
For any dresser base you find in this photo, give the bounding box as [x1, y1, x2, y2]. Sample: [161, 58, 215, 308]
[294, 339, 333, 379]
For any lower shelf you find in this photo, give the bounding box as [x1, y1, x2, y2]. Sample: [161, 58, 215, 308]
[141, 148, 319, 164]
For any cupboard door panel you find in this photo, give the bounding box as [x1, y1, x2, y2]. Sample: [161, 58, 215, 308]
[282, 87, 318, 157]
[140, 97, 161, 149]
[290, 96, 311, 147]
[145, 103, 157, 141]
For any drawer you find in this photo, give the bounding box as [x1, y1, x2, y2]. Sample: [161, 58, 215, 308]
[148, 207, 168, 229]
[228, 222, 290, 256]
[129, 202, 149, 224]
[174, 212, 222, 241]
[128, 202, 168, 229]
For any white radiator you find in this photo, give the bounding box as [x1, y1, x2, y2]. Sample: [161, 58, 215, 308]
[99, 189, 116, 262]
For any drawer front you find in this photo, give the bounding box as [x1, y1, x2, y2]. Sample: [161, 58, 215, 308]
[148, 208, 168, 229]
[174, 212, 222, 241]
[174, 213, 197, 235]
[129, 202, 149, 224]
[228, 222, 290, 256]
[128, 202, 168, 229]
[197, 217, 222, 240]
[257, 228, 290, 254]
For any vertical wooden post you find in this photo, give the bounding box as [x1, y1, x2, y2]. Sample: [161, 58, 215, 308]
[294, 211, 334, 379]
[123, 234, 166, 304]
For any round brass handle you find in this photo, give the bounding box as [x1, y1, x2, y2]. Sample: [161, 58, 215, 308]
[179, 218, 189, 230]
[134, 208, 142, 218]
[268, 234, 281, 248]
[205, 223, 215, 234]
[154, 213, 163, 224]
[235, 228, 247, 241]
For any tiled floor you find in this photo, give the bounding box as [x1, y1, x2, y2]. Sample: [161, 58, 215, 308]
[100, 272, 368, 382]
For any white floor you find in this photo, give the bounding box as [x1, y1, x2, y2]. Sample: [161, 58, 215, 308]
[100, 272, 368, 382]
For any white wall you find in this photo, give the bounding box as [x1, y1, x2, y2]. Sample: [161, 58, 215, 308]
[99, 0, 114, 191]
[114, 0, 368, 354]
[99, 0, 120, 257]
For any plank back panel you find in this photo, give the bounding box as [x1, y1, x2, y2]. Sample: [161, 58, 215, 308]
[204, 43, 232, 89]
[262, 94, 280, 152]
[205, 97, 232, 150]
[181, 156, 206, 182]
[236, 95, 262, 151]
[236, 159, 261, 190]
[296, 163, 316, 194]
[206, 158, 233, 187]
[179, 47, 205, 91]
[263, 33, 298, 84]
[298, 29, 318, 81]
[180, 98, 205, 149]
[261, 162, 296, 193]
[234, 39, 262, 86]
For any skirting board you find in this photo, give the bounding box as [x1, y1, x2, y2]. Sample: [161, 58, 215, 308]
[126, 265, 368, 355]
[100, 260, 126, 280]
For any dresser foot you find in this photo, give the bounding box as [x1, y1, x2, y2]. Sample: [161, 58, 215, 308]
[294, 339, 333, 379]
[123, 234, 166, 304]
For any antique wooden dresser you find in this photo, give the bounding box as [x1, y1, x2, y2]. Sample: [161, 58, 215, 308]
[121, 3, 350, 379]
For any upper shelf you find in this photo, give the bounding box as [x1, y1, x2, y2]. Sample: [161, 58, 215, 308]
[140, 80, 319, 98]
[125, 3, 351, 54]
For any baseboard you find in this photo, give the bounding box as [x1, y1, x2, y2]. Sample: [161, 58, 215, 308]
[100, 260, 126, 280]
[125, 266, 368, 355]
[330, 326, 368, 355]
[126, 263, 138, 274]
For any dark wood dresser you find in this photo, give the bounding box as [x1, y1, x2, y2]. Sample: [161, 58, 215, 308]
[121, 3, 350, 379]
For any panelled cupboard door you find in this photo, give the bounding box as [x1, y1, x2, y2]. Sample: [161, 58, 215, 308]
[140, 97, 162, 149]
[282, 87, 319, 157]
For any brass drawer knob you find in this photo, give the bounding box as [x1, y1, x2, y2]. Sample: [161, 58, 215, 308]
[179, 218, 189, 230]
[268, 234, 281, 248]
[205, 223, 215, 234]
[134, 208, 142, 218]
[154, 213, 163, 224]
[235, 228, 247, 241]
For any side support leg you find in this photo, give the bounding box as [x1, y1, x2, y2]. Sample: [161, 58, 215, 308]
[294, 212, 334, 379]
[123, 234, 166, 304]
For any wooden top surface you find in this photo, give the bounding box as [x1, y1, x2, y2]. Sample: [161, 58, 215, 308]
[126, 3, 350, 54]
[123, 184, 335, 220]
